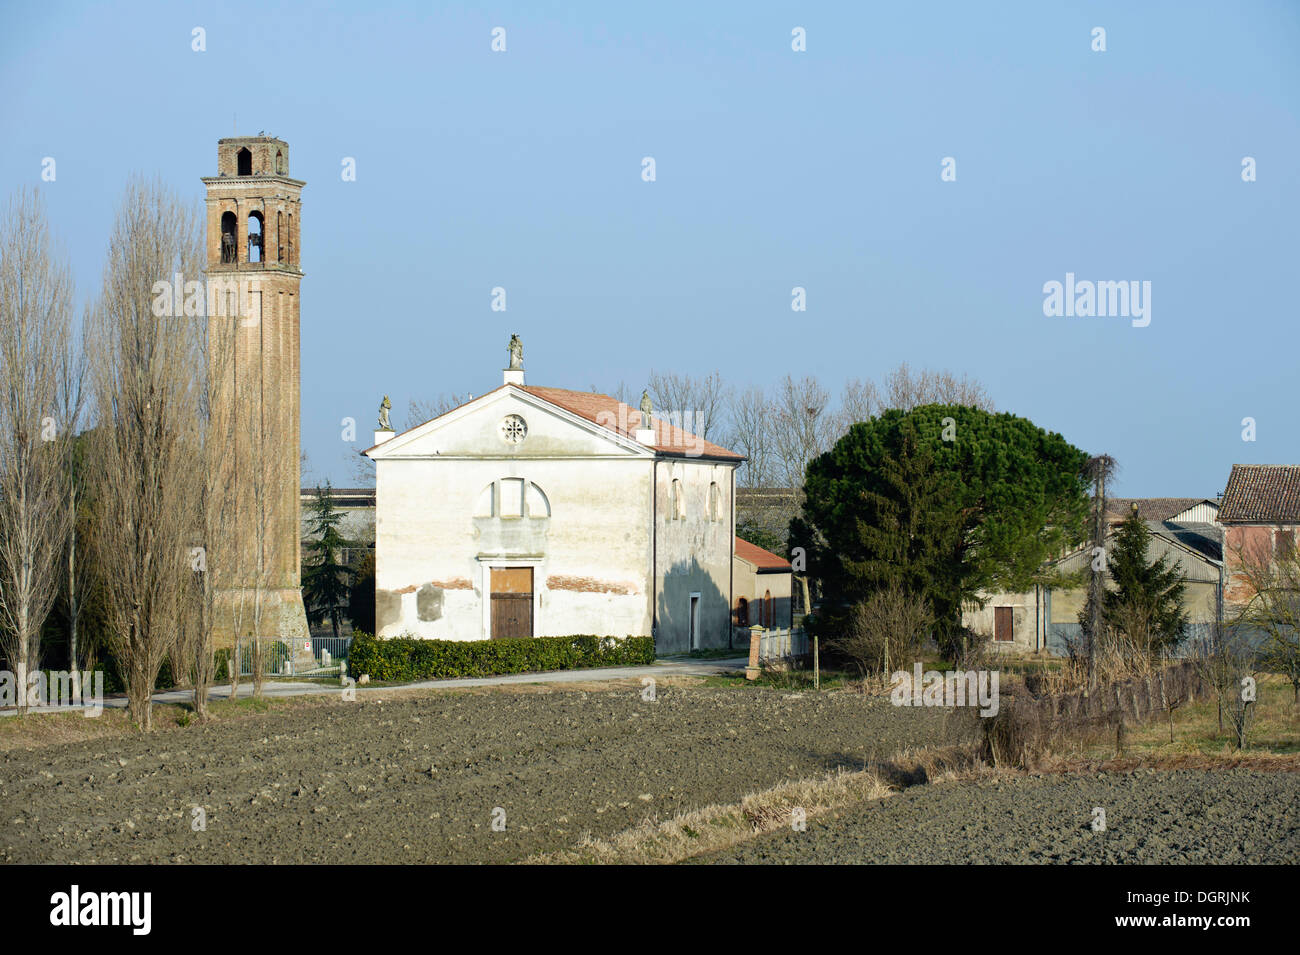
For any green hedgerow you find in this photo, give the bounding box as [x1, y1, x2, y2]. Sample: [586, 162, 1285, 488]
[346, 632, 655, 682]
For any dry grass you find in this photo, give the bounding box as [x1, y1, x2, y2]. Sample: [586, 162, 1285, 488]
[0, 693, 333, 752]
[524, 767, 894, 865]
[526, 743, 994, 865]
[1075, 671, 1300, 760]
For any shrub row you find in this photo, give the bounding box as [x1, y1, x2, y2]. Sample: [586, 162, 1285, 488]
[347, 632, 656, 682]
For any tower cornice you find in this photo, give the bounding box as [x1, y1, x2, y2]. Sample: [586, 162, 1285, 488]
[201, 175, 307, 189]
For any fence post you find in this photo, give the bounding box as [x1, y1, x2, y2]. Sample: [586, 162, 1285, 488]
[746, 624, 763, 681]
[814, 634, 820, 691]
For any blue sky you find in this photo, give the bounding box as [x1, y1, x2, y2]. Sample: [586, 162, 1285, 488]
[2, 0, 1297, 496]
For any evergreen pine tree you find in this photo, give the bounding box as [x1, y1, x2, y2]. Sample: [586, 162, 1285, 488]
[301, 482, 354, 640]
[798, 405, 1089, 659]
[1102, 508, 1189, 657]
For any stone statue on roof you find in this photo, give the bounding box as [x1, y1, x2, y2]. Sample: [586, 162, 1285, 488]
[508, 334, 523, 370]
[639, 390, 653, 430]
[378, 395, 392, 431]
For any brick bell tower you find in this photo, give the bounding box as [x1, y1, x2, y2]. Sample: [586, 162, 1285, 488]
[202, 137, 311, 659]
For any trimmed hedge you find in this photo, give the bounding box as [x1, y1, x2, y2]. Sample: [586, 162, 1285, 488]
[347, 632, 656, 682]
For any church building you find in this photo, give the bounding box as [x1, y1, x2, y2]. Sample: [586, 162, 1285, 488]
[363, 342, 744, 653]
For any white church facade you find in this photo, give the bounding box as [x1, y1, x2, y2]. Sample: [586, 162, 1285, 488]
[363, 350, 745, 653]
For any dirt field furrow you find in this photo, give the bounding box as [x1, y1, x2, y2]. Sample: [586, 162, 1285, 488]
[694, 769, 1300, 865]
[0, 686, 951, 864]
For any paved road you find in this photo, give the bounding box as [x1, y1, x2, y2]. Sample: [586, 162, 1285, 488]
[2, 657, 749, 715]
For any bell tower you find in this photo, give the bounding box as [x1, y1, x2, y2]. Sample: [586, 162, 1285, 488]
[202, 136, 310, 654]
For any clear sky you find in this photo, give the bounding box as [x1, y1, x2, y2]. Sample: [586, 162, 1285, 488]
[2, 0, 1297, 496]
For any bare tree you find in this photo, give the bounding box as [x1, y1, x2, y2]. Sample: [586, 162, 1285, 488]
[727, 385, 773, 488]
[1195, 616, 1258, 751]
[882, 361, 994, 412]
[347, 447, 376, 489]
[1233, 536, 1300, 705]
[1081, 454, 1118, 690]
[228, 324, 285, 701]
[768, 375, 836, 491]
[647, 369, 730, 442]
[590, 382, 629, 406]
[86, 178, 204, 731]
[837, 377, 879, 431]
[182, 301, 241, 719]
[57, 305, 92, 704]
[834, 581, 933, 683]
[0, 189, 76, 713]
[405, 392, 474, 430]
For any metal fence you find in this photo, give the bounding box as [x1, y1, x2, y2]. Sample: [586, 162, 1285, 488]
[231, 634, 352, 678]
[310, 634, 353, 671]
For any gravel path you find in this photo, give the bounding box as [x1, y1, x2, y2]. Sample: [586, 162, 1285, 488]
[0, 685, 951, 864]
[695, 769, 1300, 864]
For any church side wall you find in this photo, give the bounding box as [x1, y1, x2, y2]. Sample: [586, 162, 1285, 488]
[654, 459, 736, 653]
[374, 456, 653, 641]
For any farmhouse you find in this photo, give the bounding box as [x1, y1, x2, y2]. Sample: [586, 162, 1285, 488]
[1218, 464, 1300, 608]
[963, 499, 1223, 654]
[362, 341, 744, 651]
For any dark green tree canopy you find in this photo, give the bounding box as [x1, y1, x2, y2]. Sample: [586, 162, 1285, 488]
[798, 404, 1090, 638]
[1101, 508, 1189, 654]
[301, 482, 354, 638]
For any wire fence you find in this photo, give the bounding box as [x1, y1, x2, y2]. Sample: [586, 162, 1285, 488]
[230, 634, 352, 678]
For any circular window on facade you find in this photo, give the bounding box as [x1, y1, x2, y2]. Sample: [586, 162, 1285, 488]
[500, 414, 528, 444]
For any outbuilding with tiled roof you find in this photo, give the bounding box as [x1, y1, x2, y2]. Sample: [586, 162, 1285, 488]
[1218, 464, 1300, 608]
[732, 537, 793, 631]
[1218, 465, 1300, 523]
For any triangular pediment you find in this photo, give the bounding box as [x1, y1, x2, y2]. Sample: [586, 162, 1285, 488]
[364, 386, 653, 460]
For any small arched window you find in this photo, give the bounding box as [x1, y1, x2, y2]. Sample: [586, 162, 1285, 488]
[220, 211, 238, 264]
[763, 590, 773, 627]
[237, 148, 252, 176]
[287, 213, 294, 265]
[275, 149, 285, 174]
[247, 212, 264, 263]
[474, 480, 551, 520]
[708, 482, 722, 522]
[670, 479, 685, 520]
[736, 598, 749, 628]
[276, 211, 283, 263]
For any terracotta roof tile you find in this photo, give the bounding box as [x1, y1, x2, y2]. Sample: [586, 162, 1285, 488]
[1105, 498, 1211, 523]
[366, 383, 743, 461]
[1218, 465, 1300, 523]
[734, 536, 791, 571]
[520, 386, 743, 461]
